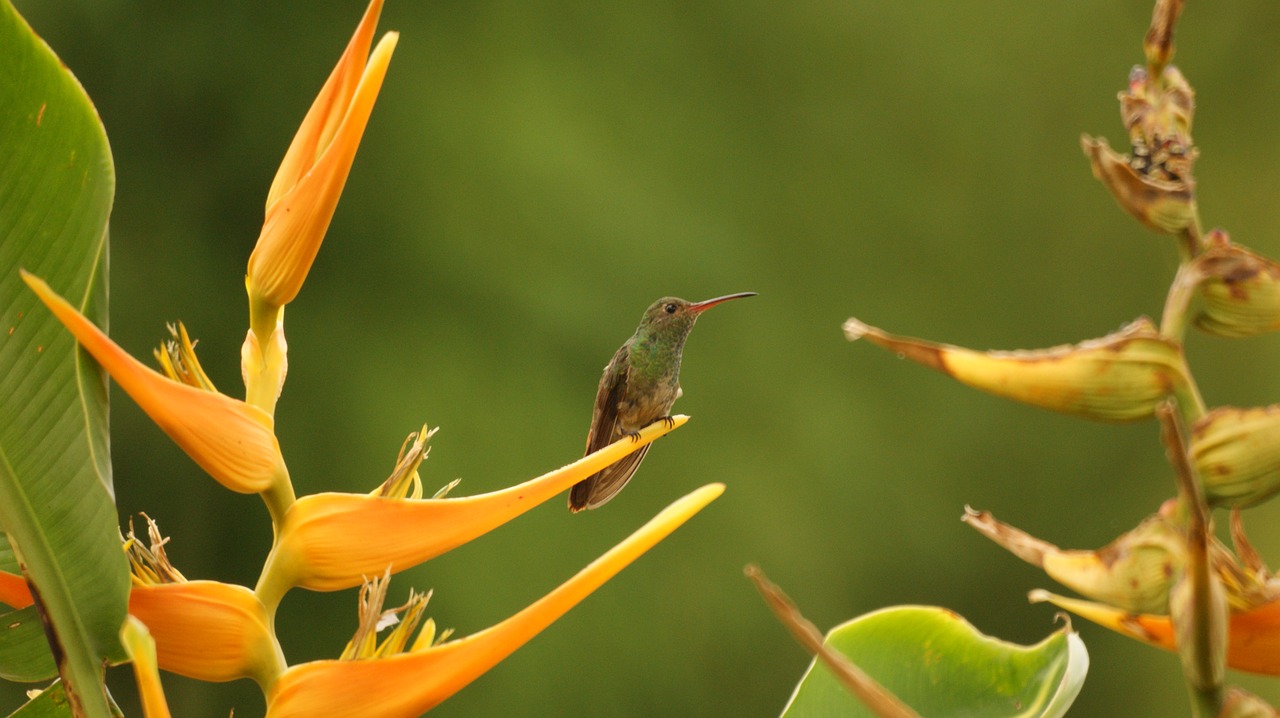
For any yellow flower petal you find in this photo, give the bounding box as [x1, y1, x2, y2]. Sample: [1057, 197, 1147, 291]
[264, 483, 724, 718]
[21, 270, 285, 493]
[121, 616, 172, 718]
[247, 0, 398, 311]
[129, 581, 283, 686]
[258, 417, 688, 603]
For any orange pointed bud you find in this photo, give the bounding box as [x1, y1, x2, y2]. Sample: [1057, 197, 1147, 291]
[257, 417, 688, 604]
[845, 315, 1196, 422]
[246, 0, 398, 311]
[121, 616, 172, 718]
[21, 270, 287, 494]
[264, 484, 724, 718]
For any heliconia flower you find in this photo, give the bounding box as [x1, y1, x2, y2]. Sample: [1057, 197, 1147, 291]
[245, 0, 398, 314]
[21, 270, 288, 494]
[337, 569, 451, 661]
[256, 416, 688, 607]
[124, 515, 284, 685]
[154, 322, 217, 391]
[263, 483, 725, 718]
[843, 315, 1199, 423]
[121, 616, 172, 718]
[1031, 589, 1280, 677]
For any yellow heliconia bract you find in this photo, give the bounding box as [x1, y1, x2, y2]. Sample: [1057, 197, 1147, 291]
[264, 484, 725, 718]
[20, 271, 286, 494]
[245, 0, 398, 313]
[844, 316, 1196, 423]
[129, 581, 282, 686]
[257, 417, 688, 606]
[1191, 405, 1280, 508]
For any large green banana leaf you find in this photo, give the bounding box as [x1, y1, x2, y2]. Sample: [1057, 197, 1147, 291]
[0, 0, 129, 714]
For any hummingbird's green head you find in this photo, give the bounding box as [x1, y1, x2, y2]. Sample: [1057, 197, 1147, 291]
[637, 292, 757, 339]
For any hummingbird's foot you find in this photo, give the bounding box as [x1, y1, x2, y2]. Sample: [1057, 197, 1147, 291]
[626, 430, 643, 443]
[658, 415, 676, 429]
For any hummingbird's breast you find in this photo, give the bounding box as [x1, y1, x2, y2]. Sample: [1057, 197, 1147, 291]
[616, 337, 683, 433]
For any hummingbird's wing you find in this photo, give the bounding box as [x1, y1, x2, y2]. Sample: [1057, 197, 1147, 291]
[569, 344, 649, 512]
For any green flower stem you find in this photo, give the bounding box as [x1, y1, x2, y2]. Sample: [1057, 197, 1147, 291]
[261, 472, 297, 543]
[1160, 261, 1200, 343]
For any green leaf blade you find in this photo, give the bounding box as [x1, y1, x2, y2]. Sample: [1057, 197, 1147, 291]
[781, 606, 1088, 718]
[0, 0, 129, 713]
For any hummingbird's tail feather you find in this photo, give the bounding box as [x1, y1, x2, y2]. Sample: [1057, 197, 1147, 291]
[568, 443, 652, 512]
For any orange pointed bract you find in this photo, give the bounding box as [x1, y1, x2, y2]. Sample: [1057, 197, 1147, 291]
[129, 581, 282, 685]
[264, 484, 724, 718]
[21, 271, 285, 494]
[0, 571, 32, 609]
[259, 417, 688, 599]
[246, 0, 398, 310]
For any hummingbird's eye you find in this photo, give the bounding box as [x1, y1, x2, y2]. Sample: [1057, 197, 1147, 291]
[664, 303, 678, 314]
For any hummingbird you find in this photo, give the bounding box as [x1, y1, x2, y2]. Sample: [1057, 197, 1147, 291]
[569, 292, 757, 512]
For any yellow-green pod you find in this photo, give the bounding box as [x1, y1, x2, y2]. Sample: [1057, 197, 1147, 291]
[965, 508, 1182, 615]
[1082, 134, 1195, 235]
[1194, 236, 1280, 338]
[845, 316, 1193, 422]
[1192, 406, 1280, 508]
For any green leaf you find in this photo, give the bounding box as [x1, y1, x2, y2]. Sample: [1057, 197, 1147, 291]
[7, 681, 72, 718]
[0, 607, 56, 683]
[0, 0, 130, 712]
[781, 606, 1088, 718]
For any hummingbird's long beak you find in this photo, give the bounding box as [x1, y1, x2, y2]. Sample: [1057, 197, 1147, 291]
[687, 292, 758, 314]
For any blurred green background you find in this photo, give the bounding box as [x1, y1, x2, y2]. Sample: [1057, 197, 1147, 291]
[8, 1, 1280, 715]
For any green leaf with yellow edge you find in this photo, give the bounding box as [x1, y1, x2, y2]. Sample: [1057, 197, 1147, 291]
[781, 606, 1088, 718]
[0, 0, 130, 712]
